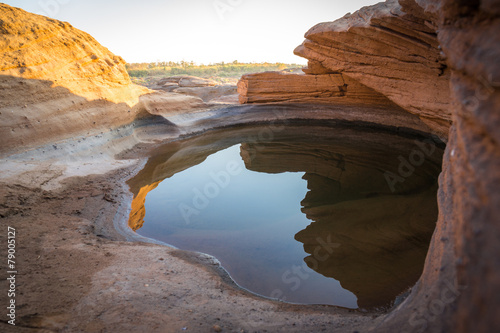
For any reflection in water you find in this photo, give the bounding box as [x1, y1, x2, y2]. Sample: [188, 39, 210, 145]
[127, 124, 444, 309]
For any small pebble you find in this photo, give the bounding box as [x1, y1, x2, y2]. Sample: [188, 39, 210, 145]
[213, 325, 222, 332]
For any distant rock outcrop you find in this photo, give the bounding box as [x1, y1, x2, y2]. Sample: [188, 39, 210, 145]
[149, 75, 238, 104]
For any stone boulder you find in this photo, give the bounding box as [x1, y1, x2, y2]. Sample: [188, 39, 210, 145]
[138, 91, 205, 116]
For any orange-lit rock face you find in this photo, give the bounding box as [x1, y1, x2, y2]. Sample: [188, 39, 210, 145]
[127, 123, 444, 308]
[0, 4, 147, 105]
[0, 4, 150, 155]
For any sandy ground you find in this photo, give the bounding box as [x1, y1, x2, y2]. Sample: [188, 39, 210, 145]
[0, 135, 389, 332]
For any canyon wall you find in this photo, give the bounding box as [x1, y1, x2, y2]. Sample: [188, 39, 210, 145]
[424, 1, 499, 332]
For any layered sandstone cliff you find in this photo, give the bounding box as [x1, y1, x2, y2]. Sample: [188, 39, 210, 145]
[376, 1, 500, 332]
[237, 71, 399, 107]
[294, 0, 451, 138]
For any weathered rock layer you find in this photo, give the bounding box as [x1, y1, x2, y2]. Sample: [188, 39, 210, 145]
[238, 0, 451, 139]
[294, 0, 451, 138]
[237, 71, 399, 107]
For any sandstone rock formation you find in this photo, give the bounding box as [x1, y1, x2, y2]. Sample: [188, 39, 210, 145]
[153, 76, 219, 88]
[0, 4, 145, 154]
[237, 71, 399, 107]
[0, 4, 207, 156]
[1, 0, 498, 332]
[294, 0, 451, 138]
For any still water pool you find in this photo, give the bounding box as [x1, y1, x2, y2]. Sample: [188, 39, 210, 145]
[127, 124, 443, 309]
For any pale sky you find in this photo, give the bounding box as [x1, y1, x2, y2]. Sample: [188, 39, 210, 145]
[3, 0, 380, 64]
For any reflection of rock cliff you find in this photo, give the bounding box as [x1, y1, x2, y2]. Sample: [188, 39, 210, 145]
[128, 181, 161, 231]
[0, 4, 141, 153]
[241, 131, 442, 308]
[237, 71, 402, 107]
[296, 180, 437, 309]
[128, 125, 443, 228]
